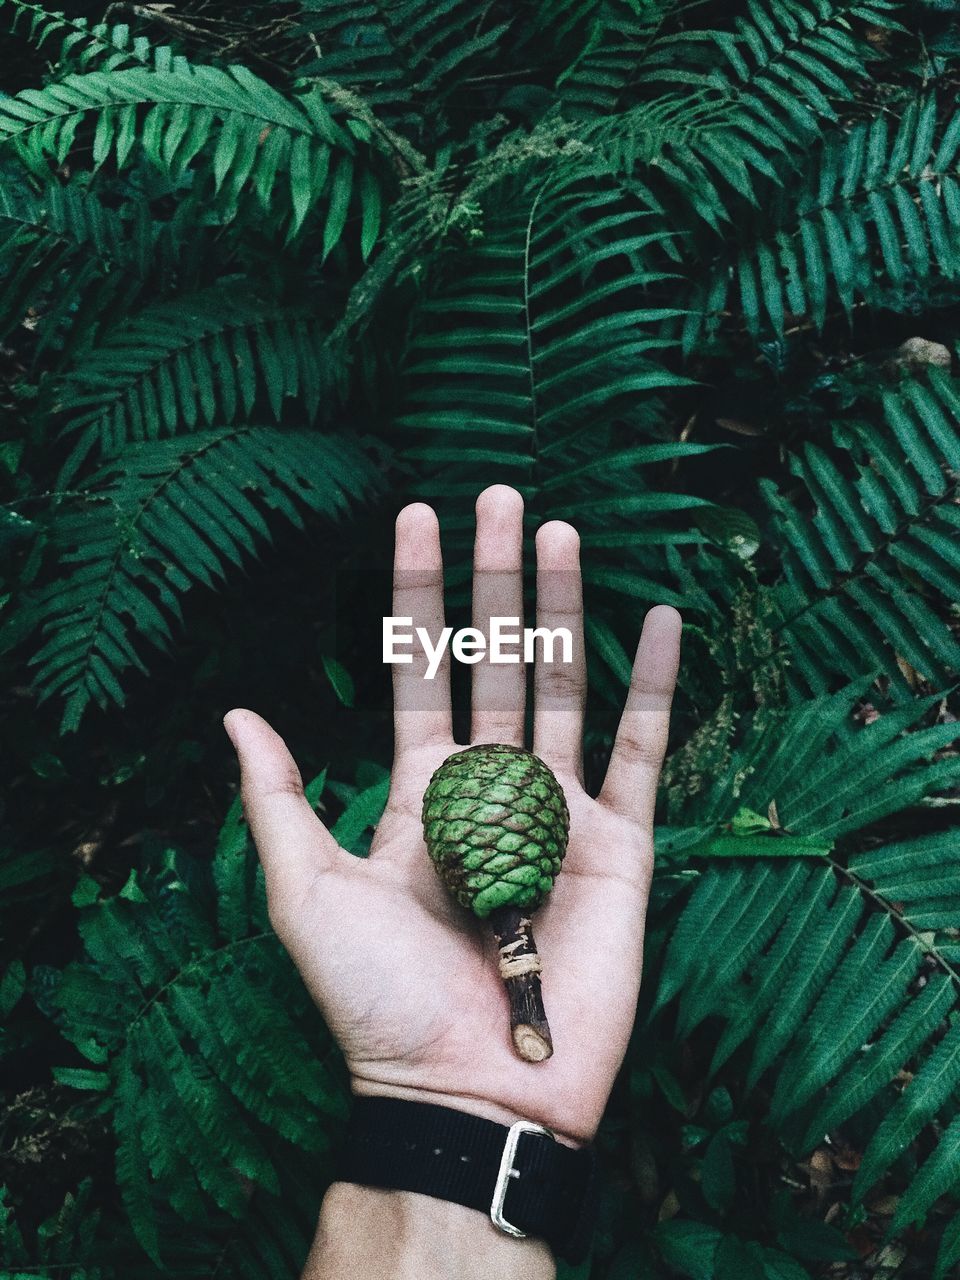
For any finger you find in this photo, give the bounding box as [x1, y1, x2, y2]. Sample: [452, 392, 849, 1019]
[533, 520, 586, 781]
[223, 709, 342, 900]
[598, 606, 682, 825]
[471, 484, 526, 746]
[392, 502, 453, 755]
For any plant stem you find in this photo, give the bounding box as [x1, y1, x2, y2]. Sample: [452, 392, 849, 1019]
[488, 905, 553, 1062]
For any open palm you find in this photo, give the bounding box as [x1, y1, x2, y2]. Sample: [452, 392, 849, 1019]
[224, 485, 681, 1149]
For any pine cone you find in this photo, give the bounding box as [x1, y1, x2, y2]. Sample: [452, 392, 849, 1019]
[421, 744, 569, 1062]
[421, 743, 569, 918]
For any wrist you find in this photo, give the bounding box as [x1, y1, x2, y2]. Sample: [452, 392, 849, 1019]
[331, 1092, 599, 1268]
[349, 1078, 588, 1150]
[308, 1182, 555, 1280]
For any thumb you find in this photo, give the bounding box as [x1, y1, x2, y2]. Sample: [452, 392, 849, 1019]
[223, 708, 341, 905]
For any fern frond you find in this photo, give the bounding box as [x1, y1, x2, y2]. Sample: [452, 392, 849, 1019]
[762, 367, 960, 693]
[213, 794, 259, 943]
[584, 90, 740, 179]
[538, 0, 668, 116]
[643, 0, 900, 154]
[685, 94, 959, 347]
[0, 171, 169, 364]
[0, 174, 125, 331]
[677, 683, 960, 839]
[399, 171, 713, 681]
[935, 1217, 960, 1280]
[0, 64, 364, 237]
[657, 853, 960, 1206]
[759, 703, 960, 840]
[0, 1179, 103, 1277]
[4, 0, 182, 73]
[54, 286, 334, 480]
[296, 0, 511, 126]
[154, 999, 280, 1192]
[851, 831, 960, 930]
[168, 977, 333, 1149]
[51, 843, 350, 1262]
[654, 684, 960, 1229]
[115, 1049, 161, 1264]
[857, 1017, 960, 1231]
[22, 428, 378, 730]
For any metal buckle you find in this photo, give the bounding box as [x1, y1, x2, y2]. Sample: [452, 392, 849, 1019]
[490, 1119, 556, 1237]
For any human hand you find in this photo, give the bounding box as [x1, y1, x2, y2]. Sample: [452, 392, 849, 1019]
[224, 484, 681, 1148]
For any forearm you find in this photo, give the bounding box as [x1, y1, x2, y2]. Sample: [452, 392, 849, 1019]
[303, 1182, 556, 1280]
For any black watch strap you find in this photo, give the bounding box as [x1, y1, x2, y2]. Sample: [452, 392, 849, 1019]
[334, 1096, 599, 1264]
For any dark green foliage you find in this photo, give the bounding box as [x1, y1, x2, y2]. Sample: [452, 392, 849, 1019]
[0, 1180, 106, 1278]
[28, 429, 377, 729]
[36, 778, 350, 1269]
[3, 0, 960, 1276]
[764, 366, 960, 693]
[655, 691, 960, 1202]
[297, 0, 512, 127]
[685, 93, 960, 348]
[649, 678, 960, 1276]
[55, 289, 338, 473]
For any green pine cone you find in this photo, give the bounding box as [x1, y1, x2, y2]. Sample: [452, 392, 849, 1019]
[421, 744, 570, 919]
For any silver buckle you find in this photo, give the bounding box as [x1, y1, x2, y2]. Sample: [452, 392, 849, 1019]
[490, 1119, 556, 1237]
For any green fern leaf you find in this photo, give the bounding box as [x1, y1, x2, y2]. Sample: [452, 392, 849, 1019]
[398, 172, 714, 685]
[51, 832, 350, 1261]
[763, 371, 960, 694]
[4, 0, 183, 74]
[643, 0, 900, 159]
[654, 688, 960, 1215]
[686, 94, 960, 347]
[934, 1212, 960, 1280]
[0, 64, 363, 236]
[297, 0, 510, 123]
[854, 1018, 960, 1205]
[799, 974, 955, 1152]
[539, 0, 668, 116]
[21, 428, 377, 730]
[53, 286, 334, 480]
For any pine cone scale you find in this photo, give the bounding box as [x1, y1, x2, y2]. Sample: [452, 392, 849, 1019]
[421, 743, 569, 919]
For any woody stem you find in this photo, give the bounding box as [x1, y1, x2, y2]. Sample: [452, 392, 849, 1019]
[488, 905, 553, 1063]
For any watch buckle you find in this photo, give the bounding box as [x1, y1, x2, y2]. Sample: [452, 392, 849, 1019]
[490, 1119, 556, 1237]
